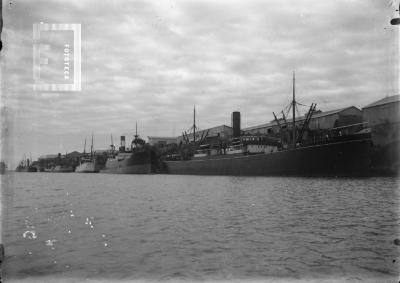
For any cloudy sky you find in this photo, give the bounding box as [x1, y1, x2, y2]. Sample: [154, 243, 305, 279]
[1, 0, 399, 166]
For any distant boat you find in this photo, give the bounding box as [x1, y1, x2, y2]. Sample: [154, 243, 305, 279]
[15, 157, 37, 172]
[75, 135, 99, 173]
[75, 158, 99, 173]
[50, 165, 74, 173]
[0, 161, 6, 174]
[100, 148, 154, 174]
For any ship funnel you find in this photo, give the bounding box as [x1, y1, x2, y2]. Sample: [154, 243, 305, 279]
[120, 136, 126, 152]
[231, 111, 241, 138]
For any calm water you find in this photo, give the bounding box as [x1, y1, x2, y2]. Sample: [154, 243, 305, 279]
[1, 173, 399, 282]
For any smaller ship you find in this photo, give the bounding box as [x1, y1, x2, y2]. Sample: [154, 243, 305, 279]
[0, 161, 6, 174]
[75, 158, 99, 173]
[75, 135, 99, 173]
[15, 156, 37, 172]
[51, 165, 74, 173]
[40, 152, 76, 172]
[100, 123, 157, 174]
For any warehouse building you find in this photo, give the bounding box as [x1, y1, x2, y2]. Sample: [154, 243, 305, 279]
[362, 95, 400, 146]
[307, 106, 362, 129]
[147, 136, 178, 146]
[148, 125, 233, 148]
[362, 95, 400, 127]
[176, 124, 233, 145]
[242, 106, 363, 135]
[242, 121, 277, 136]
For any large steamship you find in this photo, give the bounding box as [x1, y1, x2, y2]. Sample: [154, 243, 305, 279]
[163, 75, 399, 177]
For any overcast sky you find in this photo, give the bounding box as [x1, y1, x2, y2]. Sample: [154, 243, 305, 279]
[1, 0, 399, 166]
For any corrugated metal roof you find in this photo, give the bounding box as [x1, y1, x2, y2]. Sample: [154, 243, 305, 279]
[242, 106, 360, 131]
[175, 124, 232, 139]
[312, 107, 359, 118]
[38, 154, 59, 159]
[242, 121, 275, 131]
[206, 124, 232, 130]
[290, 106, 361, 121]
[363, 95, 400, 109]
[148, 136, 177, 140]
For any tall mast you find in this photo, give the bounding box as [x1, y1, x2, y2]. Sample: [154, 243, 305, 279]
[110, 134, 114, 150]
[292, 71, 296, 148]
[193, 106, 196, 144]
[91, 132, 94, 157]
[83, 138, 86, 155]
[135, 121, 138, 138]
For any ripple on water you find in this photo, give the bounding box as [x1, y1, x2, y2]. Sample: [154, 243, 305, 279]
[3, 174, 399, 281]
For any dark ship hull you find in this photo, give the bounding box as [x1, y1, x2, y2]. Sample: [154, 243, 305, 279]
[15, 166, 37, 172]
[100, 163, 152, 174]
[0, 162, 6, 174]
[49, 165, 74, 173]
[164, 137, 397, 177]
[100, 148, 155, 174]
[75, 160, 100, 173]
[368, 122, 400, 176]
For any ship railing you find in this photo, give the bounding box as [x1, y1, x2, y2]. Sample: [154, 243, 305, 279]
[165, 154, 182, 161]
[276, 122, 370, 149]
[300, 131, 371, 147]
[329, 122, 368, 134]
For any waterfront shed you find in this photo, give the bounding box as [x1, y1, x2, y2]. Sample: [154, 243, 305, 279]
[242, 106, 362, 135]
[242, 121, 277, 135]
[362, 95, 400, 146]
[307, 106, 362, 130]
[148, 136, 178, 146]
[362, 95, 400, 127]
[175, 125, 233, 144]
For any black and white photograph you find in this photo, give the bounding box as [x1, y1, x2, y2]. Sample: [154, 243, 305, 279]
[0, 0, 399, 282]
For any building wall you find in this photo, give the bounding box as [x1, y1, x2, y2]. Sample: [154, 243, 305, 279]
[243, 125, 275, 135]
[243, 107, 362, 134]
[363, 101, 400, 127]
[309, 107, 362, 130]
[308, 114, 340, 130]
[148, 137, 178, 146]
[176, 125, 233, 144]
[38, 154, 59, 160]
